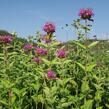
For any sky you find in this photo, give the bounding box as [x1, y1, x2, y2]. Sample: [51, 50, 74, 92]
[0, 0, 109, 41]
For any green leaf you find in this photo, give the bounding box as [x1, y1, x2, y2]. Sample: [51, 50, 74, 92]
[96, 107, 103, 109]
[0, 53, 4, 56]
[51, 59, 61, 65]
[63, 78, 72, 85]
[86, 63, 96, 72]
[76, 62, 85, 71]
[12, 88, 20, 96]
[95, 90, 103, 102]
[88, 41, 99, 48]
[0, 100, 9, 106]
[38, 42, 48, 47]
[11, 95, 16, 104]
[81, 100, 93, 109]
[43, 87, 50, 97]
[8, 52, 18, 56]
[81, 80, 90, 93]
[62, 102, 72, 108]
[50, 41, 61, 47]
[51, 86, 57, 94]
[73, 41, 86, 49]
[63, 60, 72, 64]
[105, 103, 109, 108]
[0, 57, 4, 60]
[57, 79, 63, 86]
[0, 79, 10, 88]
[32, 94, 44, 103]
[69, 80, 77, 88]
[41, 58, 50, 65]
[9, 61, 15, 69]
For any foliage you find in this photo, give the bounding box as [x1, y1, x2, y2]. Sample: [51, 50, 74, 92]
[0, 9, 109, 109]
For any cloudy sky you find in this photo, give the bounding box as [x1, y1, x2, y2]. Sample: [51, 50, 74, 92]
[0, 0, 109, 41]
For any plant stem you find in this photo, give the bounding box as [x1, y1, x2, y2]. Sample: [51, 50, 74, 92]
[84, 19, 88, 48]
[3, 44, 8, 68]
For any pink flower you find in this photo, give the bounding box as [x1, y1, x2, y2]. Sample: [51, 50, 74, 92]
[47, 70, 56, 79]
[79, 8, 94, 20]
[33, 57, 42, 64]
[43, 22, 55, 34]
[23, 44, 33, 51]
[0, 35, 12, 43]
[35, 48, 47, 56]
[56, 49, 67, 58]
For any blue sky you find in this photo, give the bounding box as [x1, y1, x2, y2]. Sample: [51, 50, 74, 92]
[0, 0, 109, 41]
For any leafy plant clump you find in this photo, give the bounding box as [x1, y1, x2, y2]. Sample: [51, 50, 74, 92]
[0, 9, 109, 109]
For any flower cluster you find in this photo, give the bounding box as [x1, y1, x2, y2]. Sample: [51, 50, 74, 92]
[56, 49, 67, 58]
[0, 35, 12, 43]
[43, 22, 55, 34]
[79, 8, 94, 20]
[47, 70, 56, 79]
[23, 44, 33, 51]
[35, 47, 47, 56]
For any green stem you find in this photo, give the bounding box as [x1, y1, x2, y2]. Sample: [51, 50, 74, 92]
[85, 19, 88, 40]
[84, 19, 89, 76]
[3, 44, 8, 68]
[8, 89, 13, 109]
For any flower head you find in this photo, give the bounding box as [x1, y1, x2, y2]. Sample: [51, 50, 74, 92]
[33, 57, 42, 64]
[35, 48, 47, 56]
[56, 49, 67, 58]
[0, 35, 12, 43]
[79, 8, 94, 20]
[23, 44, 33, 51]
[47, 70, 56, 79]
[43, 22, 55, 34]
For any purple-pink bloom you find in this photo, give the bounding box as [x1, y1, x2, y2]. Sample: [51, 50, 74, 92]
[47, 70, 56, 79]
[23, 44, 33, 51]
[79, 8, 94, 20]
[56, 49, 67, 58]
[35, 48, 47, 56]
[33, 57, 42, 64]
[43, 22, 55, 34]
[0, 35, 12, 43]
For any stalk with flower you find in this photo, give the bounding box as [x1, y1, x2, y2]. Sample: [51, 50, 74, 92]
[42, 22, 56, 43]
